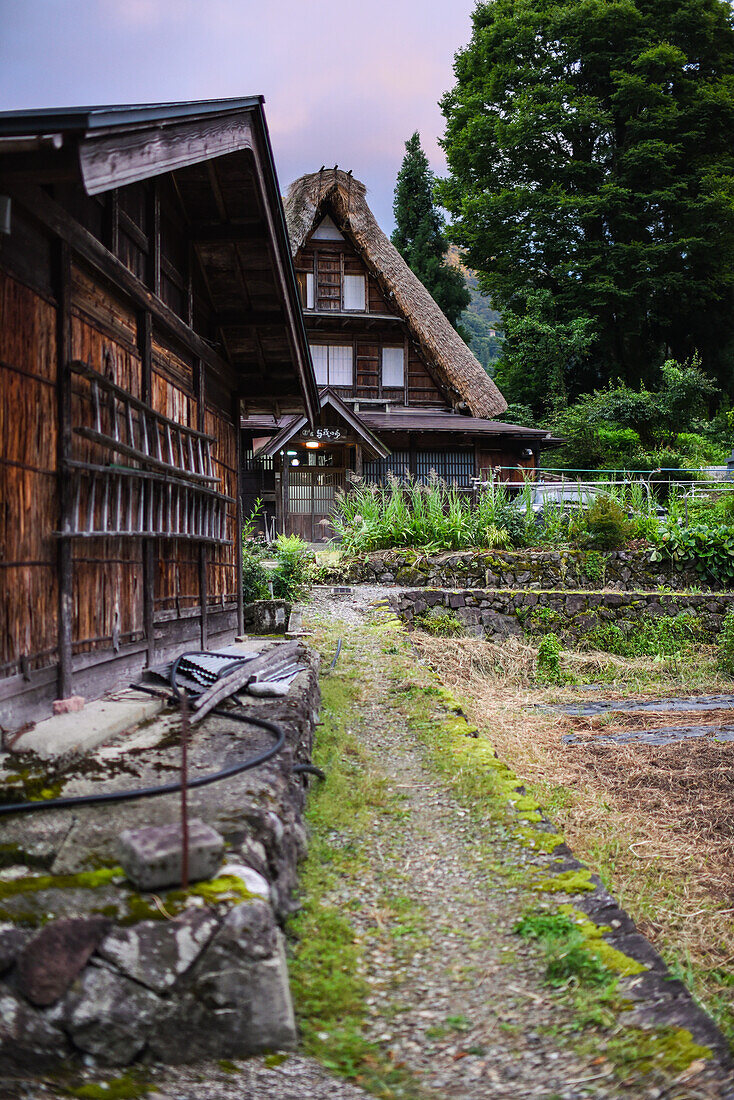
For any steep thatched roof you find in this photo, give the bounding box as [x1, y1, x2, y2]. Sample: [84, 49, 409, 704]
[284, 169, 508, 419]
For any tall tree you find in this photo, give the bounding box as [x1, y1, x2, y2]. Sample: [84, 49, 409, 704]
[392, 132, 470, 328]
[438, 0, 734, 405]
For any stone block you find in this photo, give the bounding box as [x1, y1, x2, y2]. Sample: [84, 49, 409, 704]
[243, 600, 292, 635]
[0, 924, 30, 976]
[64, 966, 162, 1065]
[17, 917, 110, 1006]
[0, 988, 69, 1073]
[117, 819, 224, 891]
[97, 909, 220, 993]
[52, 695, 85, 715]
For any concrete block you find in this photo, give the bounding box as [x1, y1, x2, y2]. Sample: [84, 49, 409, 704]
[13, 689, 165, 761]
[117, 819, 224, 891]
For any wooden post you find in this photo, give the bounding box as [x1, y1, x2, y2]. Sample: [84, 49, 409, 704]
[180, 691, 190, 891]
[196, 360, 208, 649]
[354, 443, 363, 479]
[280, 457, 290, 536]
[56, 240, 73, 700]
[138, 310, 156, 667]
[234, 392, 244, 636]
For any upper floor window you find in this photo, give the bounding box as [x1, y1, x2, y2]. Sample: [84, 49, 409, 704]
[311, 215, 344, 241]
[311, 344, 353, 387]
[382, 346, 404, 388]
[343, 274, 366, 311]
[296, 272, 315, 309]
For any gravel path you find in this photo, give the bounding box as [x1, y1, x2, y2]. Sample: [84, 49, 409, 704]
[291, 587, 733, 1099]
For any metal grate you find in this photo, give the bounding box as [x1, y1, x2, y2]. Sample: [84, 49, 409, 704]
[416, 451, 474, 487]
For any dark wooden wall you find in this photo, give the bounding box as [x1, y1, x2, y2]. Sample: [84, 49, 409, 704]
[0, 190, 239, 733]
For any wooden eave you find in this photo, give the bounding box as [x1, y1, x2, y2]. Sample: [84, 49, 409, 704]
[253, 389, 390, 460]
[0, 97, 319, 424]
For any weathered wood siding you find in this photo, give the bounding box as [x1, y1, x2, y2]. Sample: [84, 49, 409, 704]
[295, 236, 447, 408]
[0, 271, 59, 678]
[1, 247, 238, 729]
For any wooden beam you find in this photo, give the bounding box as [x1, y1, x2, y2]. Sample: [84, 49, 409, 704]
[56, 240, 73, 700]
[146, 181, 160, 297]
[234, 391, 244, 636]
[138, 309, 156, 668]
[78, 112, 255, 195]
[7, 183, 233, 382]
[214, 308, 284, 328]
[196, 359, 209, 650]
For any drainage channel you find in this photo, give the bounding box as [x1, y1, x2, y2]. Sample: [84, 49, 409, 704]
[545, 693, 734, 718]
[563, 723, 734, 747]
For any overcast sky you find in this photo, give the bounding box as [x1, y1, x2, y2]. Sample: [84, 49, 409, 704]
[0, 0, 477, 232]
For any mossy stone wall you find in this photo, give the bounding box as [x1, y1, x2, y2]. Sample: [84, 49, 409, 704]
[391, 588, 734, 645]
[345, 549, 703, 592]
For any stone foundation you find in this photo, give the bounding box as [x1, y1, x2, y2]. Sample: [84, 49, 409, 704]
[0, 643, 320, 1073]
[344, 548, 704, 591]
[391, 588, 734, 645]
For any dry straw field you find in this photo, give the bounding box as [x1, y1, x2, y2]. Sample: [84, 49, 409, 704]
[413, 633, 734, 1045]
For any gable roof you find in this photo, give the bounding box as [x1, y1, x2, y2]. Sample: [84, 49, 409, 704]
[0, 97, 319, 423]
[284, 168, 508, 419]
[254, 389, 390, 460]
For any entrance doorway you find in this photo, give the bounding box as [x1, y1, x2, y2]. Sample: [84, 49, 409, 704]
[282, 444, 346, 542]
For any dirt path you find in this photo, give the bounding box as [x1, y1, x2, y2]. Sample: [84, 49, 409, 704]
[287, 588, 733, 1100]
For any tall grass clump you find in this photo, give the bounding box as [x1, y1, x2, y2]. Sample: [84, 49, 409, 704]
[332, 476, 524, 553]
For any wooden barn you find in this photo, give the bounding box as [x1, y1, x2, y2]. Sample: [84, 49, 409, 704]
[0, 97, 318, 732]
[240, 168, 558, 541]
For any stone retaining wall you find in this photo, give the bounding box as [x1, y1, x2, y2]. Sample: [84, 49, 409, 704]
[0, 643, 321, 1073]
[345, 549, 704, 592]
[391, 588, 734, 645]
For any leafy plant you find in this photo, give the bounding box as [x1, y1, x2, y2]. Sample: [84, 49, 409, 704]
[241, 543, 270, 604]
[271, 535, 314, 601]
[415, 610, 464, 637]
[652, 521, 734, 587]
[717, 608, 734, 677]
[584, 614, 702, 658]
[576, 495, 634, 551]
[536, 633, 565, 684]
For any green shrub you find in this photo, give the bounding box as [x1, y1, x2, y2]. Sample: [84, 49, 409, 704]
[526, 606, 563, 632]
[717, 609, 734, 676]
[415, 610, 464, 637]
[536, 633, 564, 684]
[576, 495, 634, 551]
[651, 521, 734, 587]
[272, 535, 314, 601]
[242, 539, 270, 603]
[581, 551, 605, 586]
[584, 613, 702, 658]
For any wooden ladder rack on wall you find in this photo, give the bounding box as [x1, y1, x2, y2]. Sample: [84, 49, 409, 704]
[59, 361, 234, 543]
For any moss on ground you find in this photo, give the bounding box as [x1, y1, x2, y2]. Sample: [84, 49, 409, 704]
[59, 1070, 154, 1099]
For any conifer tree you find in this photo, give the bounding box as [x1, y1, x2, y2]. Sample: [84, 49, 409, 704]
[392, 132, 469, 328]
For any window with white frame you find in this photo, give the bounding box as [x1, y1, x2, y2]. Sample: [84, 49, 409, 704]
[310, 344, 353, 387]
[343, 274, 366, 311]
[382, 346, 404, 388]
